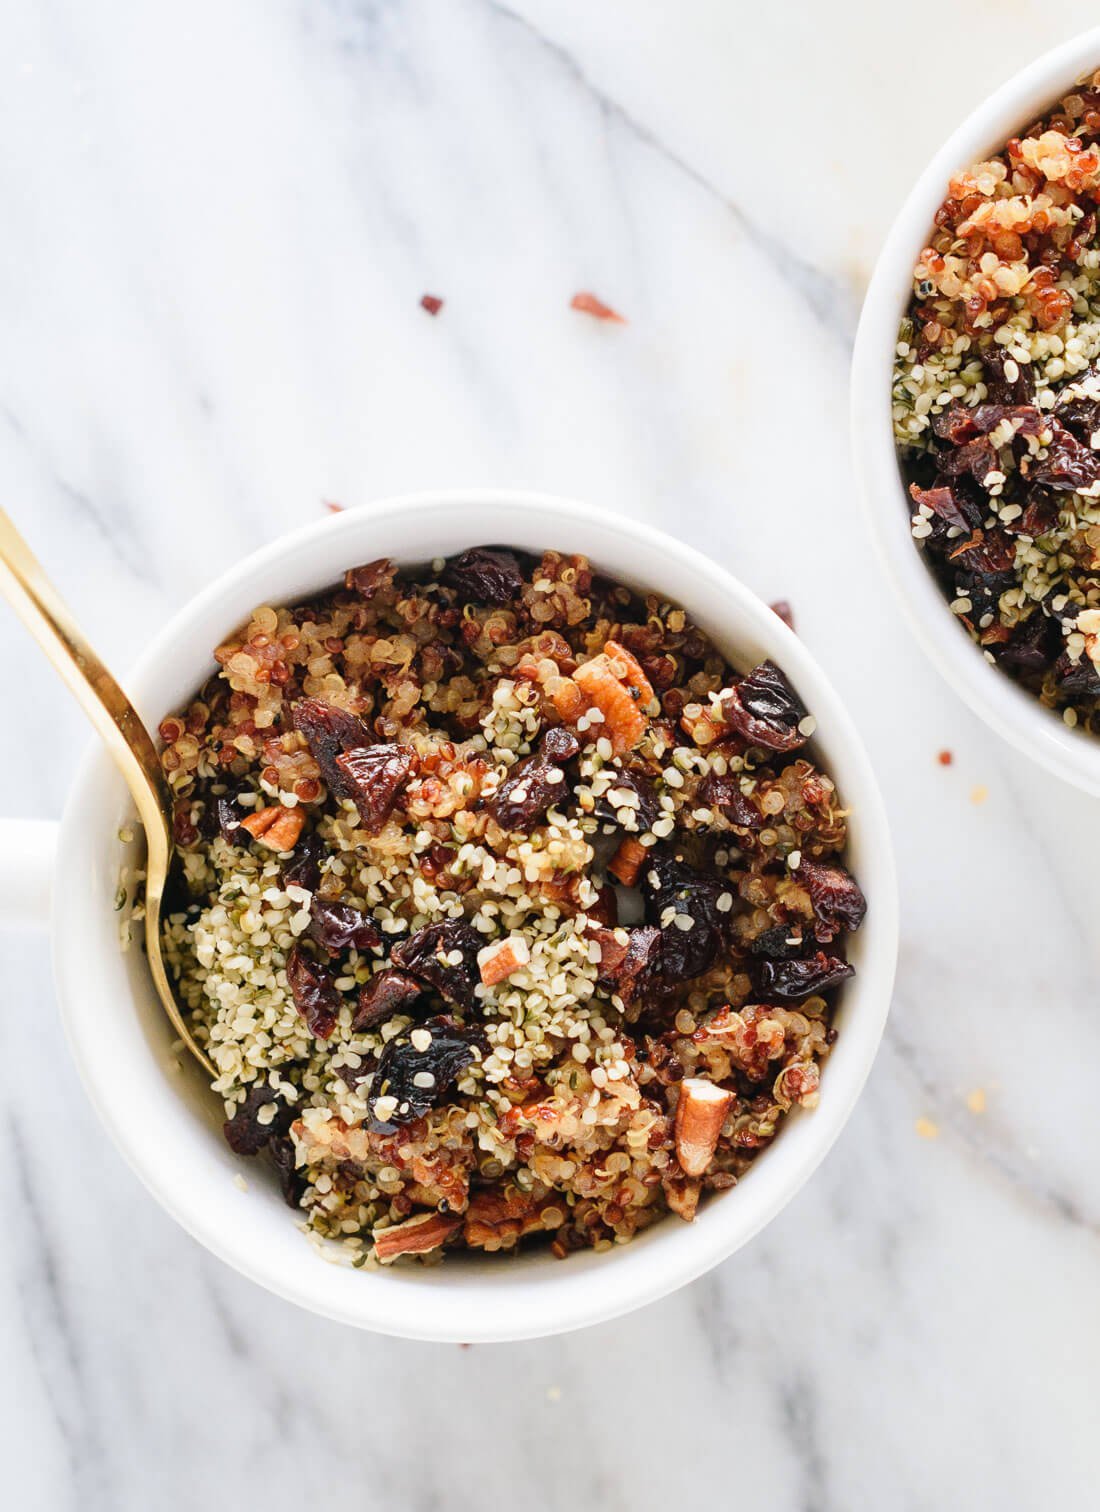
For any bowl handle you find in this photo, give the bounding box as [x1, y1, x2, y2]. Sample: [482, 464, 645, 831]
[0, 818, 57, 930]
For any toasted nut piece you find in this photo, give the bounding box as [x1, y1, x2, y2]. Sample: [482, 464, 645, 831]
[664, 1175, 701, 1222]
[464, 1189, 556, 1251]
[607, 835, 647, 887]
[601, 640, 655, 705]
[372, 1211, 461, 1264]
[550, 677, 587, 724]
[239, 804, 306, 851]
[674, 1077, 734, 1177]
[573, 659, 648, 754]
[477, 935, 531, 986]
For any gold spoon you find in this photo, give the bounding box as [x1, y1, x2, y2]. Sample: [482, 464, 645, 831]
[0, 507, 214, 1077]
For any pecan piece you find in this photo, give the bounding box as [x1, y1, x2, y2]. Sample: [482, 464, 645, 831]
[674, 1078, 734, 1177]
[372, 1211, 462, 1264]
[477, 936, 531, 986]
[239, 804, 305, 851]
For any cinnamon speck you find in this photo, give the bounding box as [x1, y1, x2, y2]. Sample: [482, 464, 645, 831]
[571, 291, 626, 323]
[421, 294, 444, 316]
[915, 1117, 939, 1139]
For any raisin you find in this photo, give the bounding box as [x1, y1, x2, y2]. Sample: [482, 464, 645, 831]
[223, 1082, 293, 1156]
[354, 969, 425, 1030]
[595, 924, 662, 1008]
[750, 923, 812, 960]
[948, 528, 1016, 576]
[390, 919, 483, 1008]
[937, 435, 999, 489]
[269, 1134, 305, 1208]
[909, 481, 980, 533]
[367, 1017, 487, 1132]
[796, 859, 866, 941]
[442, 547, 524, 606]
[286, 946, 342, 1039]
[757, 952, 853, 1001]
[697, 772, 761, 829]
[720, 661, 810, 754]
[344, 558, 396, 599]
[1055, 378, 1100, 444]
[1055, 652, 1100, 698]
[292, 698, 370, 798]
[995, 613, 1059, 677]
[641, 857, 731, 983]
[1025, 420, 1100, 492]
[594, 765, 659, 833]
[282, 831, 324, 892]
[335, 743, 418, 833]
[490, 726, 580, 831]
[216, 795, 245, 844]
[308, 896, 382, 954]
[982, 350, 1036, 406]
[932, 401, 1044, 446]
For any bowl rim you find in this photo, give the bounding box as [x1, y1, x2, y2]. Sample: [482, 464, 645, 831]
[851, 25, 1100, 797]
[53, 488, 898, 1339]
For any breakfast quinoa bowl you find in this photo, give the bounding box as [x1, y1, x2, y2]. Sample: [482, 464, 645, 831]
[156, 544, 867, 1269]
[893, 72, 1100, 734]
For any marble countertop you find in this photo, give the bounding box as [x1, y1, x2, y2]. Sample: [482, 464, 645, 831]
[2, 1, 1097, 1506]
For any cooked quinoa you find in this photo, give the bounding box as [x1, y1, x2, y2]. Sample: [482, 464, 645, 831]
[158, 546, 866, 1267]
[894, 74, 1100, 731]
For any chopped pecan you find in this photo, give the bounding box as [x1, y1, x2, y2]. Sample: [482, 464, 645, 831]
[674, 1077, 734, 1177]
[372, 1211, 461, 1263]
[477, 936, 531, 986]
[239, 804, 305, 851]
[607, 835, 647, 886]
[572, 640, 655, 754]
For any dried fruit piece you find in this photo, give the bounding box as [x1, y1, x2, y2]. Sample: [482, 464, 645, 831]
[373, 1211, 461, 1263]
[642, 858, 733, 983]
[594, 924, 662, 1008]
[344, 558, 396, 599]
[390, 919, 483, 1008]
[239, 804, 306, 852]
[757, 952, 853, 1001]
[442, 547, 524, 606]
[607, 835, 647, 886]
[674, 1078, 734, 1177]
[269, 1134, 305, 1207]
[292, 698, 370, 797]
[770, 600, 795, 631]
[571, 291, 626, 323]
[796, 858, 867, 940]
[477, 936, 531, 986]
[720, 661, 811, 753]
[223, 1082, 293, 1156]
[286, 945, 342, 1039]
[697, 772, 762, 829]
[909, 480, 980, 534]
[1025, 419, 1100, 492]
[490, 726, 579, 831]
[282, 831, 324, 892]
[308, 896, 382, 953]
[595, 766, 659, 832]
[353, 968, 424, 1030]
[335, 743, 418, 833]
[216, 795, 245, 844]
[367, 1017, 486, 1132]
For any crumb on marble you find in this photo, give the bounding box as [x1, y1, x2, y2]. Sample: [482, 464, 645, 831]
[546, 1386, 562, 1402]
[969, 784, 989, 804]
[915, 1116, 940, 1139]
[966, 1088, 987, 1114]
[323, 500, 345, 513]
[937, 749, 953, 766]
[420, 293, 444, 316]
[233, 1172, 249, 1193]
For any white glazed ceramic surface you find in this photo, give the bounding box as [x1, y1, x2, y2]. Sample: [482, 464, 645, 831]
[852, 25, 1100, 796]
[12, 490, 898, 1342]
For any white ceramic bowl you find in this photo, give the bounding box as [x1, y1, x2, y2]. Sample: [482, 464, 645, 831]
[852, 26, 1100, 796]
[1, 490, 897, 1340]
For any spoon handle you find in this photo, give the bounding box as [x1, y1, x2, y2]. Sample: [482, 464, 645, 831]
[0, 507, 170, 848]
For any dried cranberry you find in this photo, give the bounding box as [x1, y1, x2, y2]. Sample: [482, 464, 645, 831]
[344, 558, 396, 599]
[442, 547, 524, 606]
[1019, 487, 1060, 538]
[367, 1017, 487, 1132]
[335, 743, 418, 833]
[308, 896, 382, 953]
[720, 661, 810, 754]
[982, 350, 1035, 406]
[1055, 379, 1100, 444]
[286, 946, 342, 1039]
[595, 924, 662, 1007]
[1025, 420, 1100, 492]
[909, 481, 980, 533]
[354, 969, 425, 1030]
[641, 857, 732, 983]
[282, 831, 324, 892]
[932, 401, 1044, 445]
[757, 952, 853, 1001]
[937, 435, 999, 489]
[269, 1135, 305, 1207]
[292, 698, 370, 798]
[1055, 652, 1100, 698]
[223, 1082, 293, 1156]
[796, 859, 866, 941]
[216, 795, 245, 844]
[995, 613, 1059, 677]
[594, 765, 659, 832]
[697, 772, 761, 829]
[949, 529, 1016, 576]
[390, 919, 482, 1009]
[490, 726, 580, 831]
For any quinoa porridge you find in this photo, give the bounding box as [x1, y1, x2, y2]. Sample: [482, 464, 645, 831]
[894, 75, 1100, 733]
[158, 547, 866, 1267]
